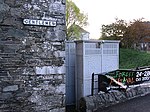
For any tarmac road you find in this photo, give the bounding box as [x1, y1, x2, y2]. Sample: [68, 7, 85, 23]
[95, 93, 150, 112]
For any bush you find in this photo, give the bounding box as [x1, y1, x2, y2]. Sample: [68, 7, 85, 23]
[119, 48, 150, 69]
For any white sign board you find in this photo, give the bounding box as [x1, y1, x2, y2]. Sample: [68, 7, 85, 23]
[23, 19, 57, 26]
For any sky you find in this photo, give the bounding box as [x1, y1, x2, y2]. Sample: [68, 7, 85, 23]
[72, 0, 150, 39]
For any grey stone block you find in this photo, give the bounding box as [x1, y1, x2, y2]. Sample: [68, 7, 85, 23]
[0, 3, 10, 12]
[0, 0, 4, 4]
[6, 28, 27, 38]
[5, 0, 16, 6]
[0, 92, 13, 100]
[3, 85, 18, 92]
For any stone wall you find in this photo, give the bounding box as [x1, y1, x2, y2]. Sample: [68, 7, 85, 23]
[0, 0, 66, 112]
[79, 85, 150, 112]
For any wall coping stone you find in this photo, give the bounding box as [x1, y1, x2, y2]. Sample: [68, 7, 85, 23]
[79, 81, 150, 112]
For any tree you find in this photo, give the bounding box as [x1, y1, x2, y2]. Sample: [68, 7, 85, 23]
[66, 0, 88, 40]
[100, 18, 128, 40]
[100, 18, 150, 48]
[123, 18, 150, 48]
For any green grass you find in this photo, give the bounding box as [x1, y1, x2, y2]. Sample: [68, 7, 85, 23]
[119, 48, 150, 69]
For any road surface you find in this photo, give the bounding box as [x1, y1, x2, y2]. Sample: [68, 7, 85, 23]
[95, 93, 150, 112]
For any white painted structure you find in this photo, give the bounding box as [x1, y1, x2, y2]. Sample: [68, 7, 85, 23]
[80, 32, 90, 40]
[65, 40, 120, 107]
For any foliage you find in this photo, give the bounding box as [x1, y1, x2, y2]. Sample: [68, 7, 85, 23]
[119, 48, 150, 69]
[123, 18, 150, 48]
[100, 18, 150, 48]
[66, 0, 88, 40]
[100, 18, 128, 40]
